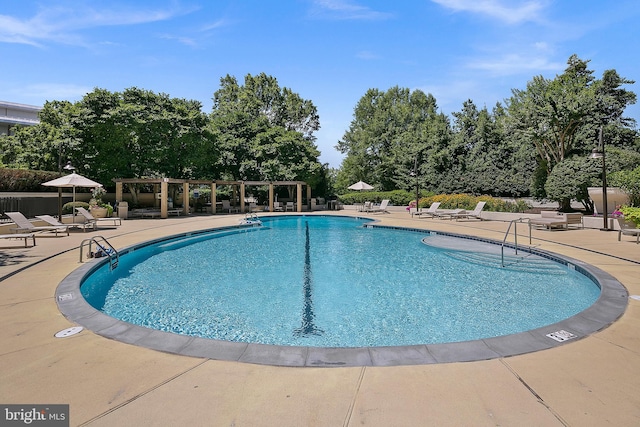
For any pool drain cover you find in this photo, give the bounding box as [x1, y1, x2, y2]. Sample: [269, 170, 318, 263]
[55, 326, 83, 338]
[546, 330, 577, 342]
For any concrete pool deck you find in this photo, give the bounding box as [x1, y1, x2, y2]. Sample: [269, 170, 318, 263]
[1, 210, 639, 425]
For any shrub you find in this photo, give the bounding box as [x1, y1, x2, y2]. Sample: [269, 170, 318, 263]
[620, 206, 640, 227]
[0, 168, 62, 192]
[610, 166, 640, 207]
[418, 194, 531, 213]
[63, 201, 90, 214]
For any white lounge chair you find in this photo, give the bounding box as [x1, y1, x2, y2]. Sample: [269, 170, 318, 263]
[0, 233, 36, 247]
[5, 212, 69, 236]
[274, 201, 284, 212]
[617, 217, 640, 243]
[285, 201, 295, 212]
[36, 214, 91, 232]
[413, 202, 441, 218]
[449, 202, 486, 221]
[367, 199, 390, 214]
[75, 207, 122, 230]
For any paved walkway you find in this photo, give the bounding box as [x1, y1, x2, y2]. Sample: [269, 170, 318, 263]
[1, 211, 639, 426]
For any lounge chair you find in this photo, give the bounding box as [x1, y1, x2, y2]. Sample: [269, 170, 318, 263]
[413, 202, 441, 218]
[449, 202, 486, 221]
[75, 207, 122, 230]
[274, 201, 284, 212]
[0, 233, 36, 247]
[285, 201, 295, 212]
[36, 214, 91, 232]
[220, 200, 239, 213]
[366, 199, 390, 214]
[5, 212, 69, 236]
[529, 211, 583, 230]
[617, 217, 640, 243]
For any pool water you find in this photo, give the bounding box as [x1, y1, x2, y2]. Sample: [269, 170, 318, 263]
[80, 216, 600, 347]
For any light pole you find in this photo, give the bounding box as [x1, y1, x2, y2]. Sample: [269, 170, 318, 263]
[589, 126, 609, 231]
[411, 157, 419, 214]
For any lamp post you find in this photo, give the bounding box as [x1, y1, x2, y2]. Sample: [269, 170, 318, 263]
[589, 126, 609, 231]
[410, 157, 419, 215]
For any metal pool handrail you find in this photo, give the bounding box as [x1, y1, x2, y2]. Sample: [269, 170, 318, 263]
[501, 218, 532, 267]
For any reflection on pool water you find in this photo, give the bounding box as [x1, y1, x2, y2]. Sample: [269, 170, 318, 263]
[80, 216, 600, 347]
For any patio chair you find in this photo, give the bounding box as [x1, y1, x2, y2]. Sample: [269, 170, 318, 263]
[220, 200, 239, 213]
[285, 201, 295, 212]
[617, 217, 640, 243]
[367, 199, 390, 214]
[5, 212, 69, 236]
[75, 207, 122, 230]
[0, 233, 36, 247]
[274, 201, 284, 212]
[449, 202, 486, 221]
[413, 202, 441, 218]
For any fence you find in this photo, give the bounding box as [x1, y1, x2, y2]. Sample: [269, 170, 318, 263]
[0, 194, 72, 220]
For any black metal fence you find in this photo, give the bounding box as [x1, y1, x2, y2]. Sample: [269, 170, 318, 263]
[0, 195, 72, 220]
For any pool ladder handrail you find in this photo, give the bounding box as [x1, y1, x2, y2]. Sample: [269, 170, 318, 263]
[501, 218, 532, 267]
[79, 236, 119, 270]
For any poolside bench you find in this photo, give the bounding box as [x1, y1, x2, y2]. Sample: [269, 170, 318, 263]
[529, 211, 583, 231]
[0, 233, 36, 247]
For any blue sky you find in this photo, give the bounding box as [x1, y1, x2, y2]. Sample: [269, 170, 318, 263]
[2, 1, 639, 168]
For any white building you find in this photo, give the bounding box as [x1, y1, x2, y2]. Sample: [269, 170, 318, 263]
[0, 101, 41, 135]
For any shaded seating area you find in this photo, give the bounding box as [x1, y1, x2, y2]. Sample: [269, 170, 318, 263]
[113, 178, 311, 218]
[617, 218, 640, 243]
[4, 211, 69, 236]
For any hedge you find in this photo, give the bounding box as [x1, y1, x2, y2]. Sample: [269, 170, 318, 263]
[0, 168, 62, 192]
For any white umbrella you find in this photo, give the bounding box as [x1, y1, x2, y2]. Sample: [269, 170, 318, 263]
[348, 180, 374, 191]
[42, 172, 103, 219]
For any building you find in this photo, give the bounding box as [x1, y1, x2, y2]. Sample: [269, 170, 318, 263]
[0, 101, 41, 135]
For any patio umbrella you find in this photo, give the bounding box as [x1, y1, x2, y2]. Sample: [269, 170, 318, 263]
[348, 180, 374, 211]
[42, 172, 103, 220]
[347, 180, 374, 191]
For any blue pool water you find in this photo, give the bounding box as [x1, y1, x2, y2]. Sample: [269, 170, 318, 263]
[80, 216, 600, 347]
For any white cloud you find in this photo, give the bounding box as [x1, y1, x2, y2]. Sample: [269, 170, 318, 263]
[12, 83, 94, 104]
[356, 50, 380, 60]
[309, 0, 393, 20]
[467, 52, 563, 76]
[0, 4, 193, 47]
[431, 0, 547, 25]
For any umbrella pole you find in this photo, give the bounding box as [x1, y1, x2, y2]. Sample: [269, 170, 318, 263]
[58, 188, 62, 220]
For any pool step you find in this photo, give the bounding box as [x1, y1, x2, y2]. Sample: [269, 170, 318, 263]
[444, 251, 567, 275]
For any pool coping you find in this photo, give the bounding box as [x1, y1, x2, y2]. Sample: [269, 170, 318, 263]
[55, 220, 629, 367]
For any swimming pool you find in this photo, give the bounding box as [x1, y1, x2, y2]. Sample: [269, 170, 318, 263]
[57, 215, 628, 366]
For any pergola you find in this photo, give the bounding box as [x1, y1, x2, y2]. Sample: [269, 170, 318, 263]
[114, 178, 311, 219]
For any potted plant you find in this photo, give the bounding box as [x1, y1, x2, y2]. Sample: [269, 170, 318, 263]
[89, 187, 112, 218]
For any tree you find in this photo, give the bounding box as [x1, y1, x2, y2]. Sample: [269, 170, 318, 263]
[210, 73, 322, 185]
[507, 54, 637, 208]
[336, 87, 447, 192]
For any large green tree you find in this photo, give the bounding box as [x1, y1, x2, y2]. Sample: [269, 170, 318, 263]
[336, 86, 448, 193]
[507, 54, 637, 209]
[209, 73, 322, 183]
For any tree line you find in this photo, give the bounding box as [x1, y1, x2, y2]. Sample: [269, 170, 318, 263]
[1, 55, 639, 209]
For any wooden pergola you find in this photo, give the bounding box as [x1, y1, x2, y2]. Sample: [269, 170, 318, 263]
[114, 178, 311, 219]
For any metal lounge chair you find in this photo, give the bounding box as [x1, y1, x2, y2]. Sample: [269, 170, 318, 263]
[366, 199, 390, 214]
[617, 217, 640, 243]
[413, 202, 441, 218]
[5, 211, 69, 236]
[75, 207, 122, 230]
[36, 214, 91, 232]
[0, 233, 36, 247]
[449, 201, 486, 221]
